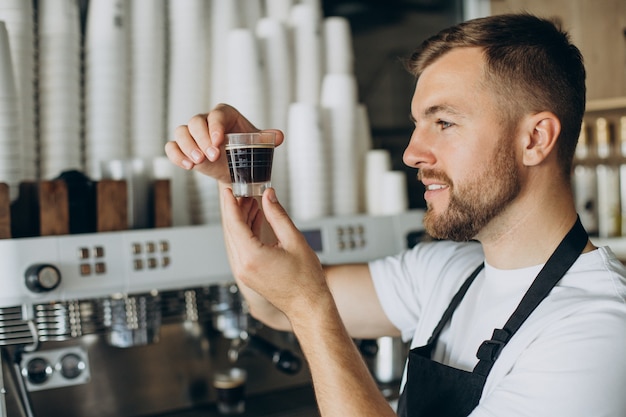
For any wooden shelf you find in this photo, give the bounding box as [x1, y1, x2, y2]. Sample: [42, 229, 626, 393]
[586, 97, 626, 113]
[582, 98, 626, 263]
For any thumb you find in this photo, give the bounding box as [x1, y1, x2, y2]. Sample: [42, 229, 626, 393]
[261, 188, 303, 249]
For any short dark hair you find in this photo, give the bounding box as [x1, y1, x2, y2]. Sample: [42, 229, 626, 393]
[405, 13, 586, 179]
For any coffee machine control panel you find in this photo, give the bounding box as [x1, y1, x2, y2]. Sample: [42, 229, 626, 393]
[0, 210, 425, 308]
[298, 210, 425, 265]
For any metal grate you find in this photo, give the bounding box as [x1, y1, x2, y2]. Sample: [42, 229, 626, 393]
[0, 306, 35, 346]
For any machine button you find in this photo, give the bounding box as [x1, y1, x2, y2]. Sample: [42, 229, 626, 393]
[146, 242, 156, 253]
[147, 258, 158, 269]
[25, 264, 62, 292]
[162, 256, 171, 267]
[94, 262, 106, 274]
[80, 264, 91, 276]
[133, 259, 143, 270]
[132, 243, 142, 255]
[93, 246, 105, 258]
[58, 353, 85, 379]
[77, 247, 90, 260]
[159, 240, 169, 252]
[23, 358, 53, 385]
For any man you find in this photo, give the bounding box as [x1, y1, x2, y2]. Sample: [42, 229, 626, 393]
[165, 13, 626, 417]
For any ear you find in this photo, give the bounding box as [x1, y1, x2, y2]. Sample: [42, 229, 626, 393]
[521, 112, 561, 167]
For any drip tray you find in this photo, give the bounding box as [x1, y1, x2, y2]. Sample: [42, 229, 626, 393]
[152, 385, 320, 417]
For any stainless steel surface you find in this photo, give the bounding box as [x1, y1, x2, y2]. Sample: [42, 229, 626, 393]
[16, 318, 313, 417]
[154, 385, 320, 417]
[369, 337, 408, 385]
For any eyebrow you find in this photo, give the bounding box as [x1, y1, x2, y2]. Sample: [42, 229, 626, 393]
[410, 104, 464, 123]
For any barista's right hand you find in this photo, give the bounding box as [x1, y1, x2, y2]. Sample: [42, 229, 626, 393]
[164, 103, 284, 183]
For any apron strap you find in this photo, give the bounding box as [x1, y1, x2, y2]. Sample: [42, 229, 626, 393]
[424, 262, 485, 350]
[473, 216, 589, 377]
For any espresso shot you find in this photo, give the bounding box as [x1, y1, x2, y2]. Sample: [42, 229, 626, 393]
[225, 132, 276, 197]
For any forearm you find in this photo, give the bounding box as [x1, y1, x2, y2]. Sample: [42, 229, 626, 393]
[291, 294, 397, 417]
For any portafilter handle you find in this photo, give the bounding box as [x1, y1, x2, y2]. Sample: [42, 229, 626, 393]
[357, 339, 379, 358]
[229, 333, 302, 375]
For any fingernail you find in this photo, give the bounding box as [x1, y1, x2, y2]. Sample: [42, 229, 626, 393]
[205, 146, 217, 161]
[268, 188, 278, 203]
[191, 149, 202, 162]
[181, 159, 193, 169]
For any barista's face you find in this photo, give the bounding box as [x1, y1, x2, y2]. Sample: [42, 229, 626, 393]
[403, 47, 521, 241]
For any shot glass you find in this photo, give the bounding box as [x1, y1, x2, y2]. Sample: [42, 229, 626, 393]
[213, 367, 247, 415]
[225, 132, 276, 197]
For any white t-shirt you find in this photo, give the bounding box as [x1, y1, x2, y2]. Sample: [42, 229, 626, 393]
[369, 240, 626, 417]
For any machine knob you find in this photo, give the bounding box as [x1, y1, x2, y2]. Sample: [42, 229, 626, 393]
[25, 264, 61, 293]
[22, 357, 53, 385]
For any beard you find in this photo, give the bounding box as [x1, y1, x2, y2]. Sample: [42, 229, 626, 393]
[420, 138, 521, 242]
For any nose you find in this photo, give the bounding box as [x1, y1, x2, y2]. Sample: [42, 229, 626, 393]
[403, 125, 434, 169]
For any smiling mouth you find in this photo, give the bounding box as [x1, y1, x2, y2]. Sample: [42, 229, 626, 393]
[425, 184, 447, 191]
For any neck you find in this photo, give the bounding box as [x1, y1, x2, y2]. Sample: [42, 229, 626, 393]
[475, 181, 593, 269]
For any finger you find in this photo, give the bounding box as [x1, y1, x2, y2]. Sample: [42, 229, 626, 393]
[222, 188, 260, 251]
[186, 113, 213, 161]
[164, 139, 194, 170]
[221, 189, 254, 275]
[171, 119, 209, 164]
[237, 197, 260, 227]
[206, 105, 285, 158]
[261, 188, 305, 250]
[206, 104, 250, 162]
[251, 204, 264, 237]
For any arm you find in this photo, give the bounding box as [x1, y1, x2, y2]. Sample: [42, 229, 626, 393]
[221, 187, 397, 416]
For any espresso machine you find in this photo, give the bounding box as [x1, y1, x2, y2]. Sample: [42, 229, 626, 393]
[0, 198, 425, 417]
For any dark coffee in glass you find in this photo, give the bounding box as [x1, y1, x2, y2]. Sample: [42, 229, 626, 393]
[225, 132, 276, 197]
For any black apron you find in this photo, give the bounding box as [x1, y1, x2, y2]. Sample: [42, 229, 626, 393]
[396, 217, 588, 417]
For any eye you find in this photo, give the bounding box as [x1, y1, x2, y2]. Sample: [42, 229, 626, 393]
[437, 119, 454, 130]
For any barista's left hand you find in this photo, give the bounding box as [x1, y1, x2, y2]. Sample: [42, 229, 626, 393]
[221, 187, 330, 319]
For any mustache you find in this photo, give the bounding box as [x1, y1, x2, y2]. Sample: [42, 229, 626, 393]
[417, 169, 452, 185]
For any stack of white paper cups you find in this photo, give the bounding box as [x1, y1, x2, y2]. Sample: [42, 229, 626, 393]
[210, 0, 240, 106]
[323, 16, 354, 75]
[289, 4, 324, 105]
[38, 0, 82, 179]
[226, 28, 267, 129]
[265, 0, 295, 22]
[0, 21, 21, 200]
[321, 73, 359, 216]
[380, 171, 409, 215]
[167, 0, 210, 226]
[0, 1, 36, 180]
[287, 102, 329, 220]
[256, 17, 293, 211]
[84, 0, 130, 179]
[365, 149, 392, 215]
[129, 0, 167, 159]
